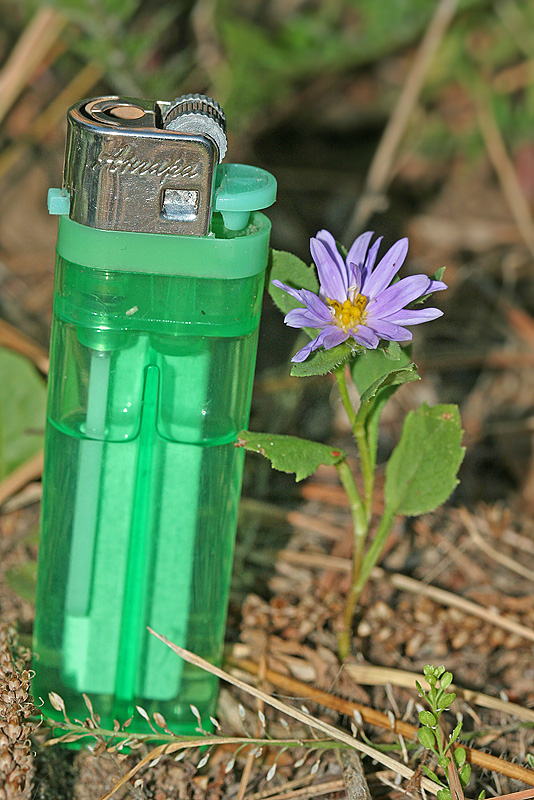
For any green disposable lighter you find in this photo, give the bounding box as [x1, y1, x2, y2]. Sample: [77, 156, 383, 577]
[33, 94, 276, 733]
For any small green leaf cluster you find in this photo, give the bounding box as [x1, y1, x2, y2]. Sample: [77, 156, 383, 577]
[416, 665, 471, 800]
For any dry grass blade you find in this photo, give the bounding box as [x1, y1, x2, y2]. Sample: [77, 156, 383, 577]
[97, 736, 296, 800]
[245, 775, 317, 800]
[255, 779, 345, 800]
[343, 663, 534, 724]
[231, 657, 534, 787]
[236, 656, 267, 800]
[489, 790, 534, 800]
[0, 61, 103, 181]
[0, 451, 44, 508]
[0, 319, 49, 374]
[475, 88, 534, 257]
[380, 567, 534, 643]
[459, 508, 534, 583]
[344, 0, 459, 238]
[0, 6, 66, 124]
[148, 628, 440, 795]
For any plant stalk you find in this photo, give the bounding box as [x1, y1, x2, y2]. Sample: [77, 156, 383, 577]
[333, 367, 374, 520]
[334, 366, 374, 659]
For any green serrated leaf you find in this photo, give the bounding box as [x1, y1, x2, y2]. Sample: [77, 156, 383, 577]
[453, 747, 467, 767]
[5, 561, 37, 604]
[422, 765, 445, 785]
[437, 788, 452, 800]
[438, 756, 450, 769]
[355, 364, 420, 469]
[417, 727, 437, 750]
[290, 341, 356, 377]
[237, 431, 346, 482]
[0, 347, 46, 480]
[351, 344, 412, 396]
[268, 249, 319, 334]
[358, 364, 420, 410]
[350, 347, 415, 466]
[384, 403, 465, 517]
[418, 710, 437, 728]
[383, 340, 402, 360]
[415, 680, 425, 696]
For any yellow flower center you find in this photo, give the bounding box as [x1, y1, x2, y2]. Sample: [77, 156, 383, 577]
[328, 294, 368, 331]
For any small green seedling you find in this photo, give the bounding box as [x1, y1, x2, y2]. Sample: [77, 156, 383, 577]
[416, 665, 483, 800]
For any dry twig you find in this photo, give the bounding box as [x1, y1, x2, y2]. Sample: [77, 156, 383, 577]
[340, 749, 372, 800]
[459, 508, 534, 583]
[0, 6, 66, 124]
[249, 778, 345, 800]
[344, 0, 459, 238]
[0, 61, 103, 180]
[0, 451, 44, 509]
[475, 89, 534, 257]
[0, 319, 48, 374]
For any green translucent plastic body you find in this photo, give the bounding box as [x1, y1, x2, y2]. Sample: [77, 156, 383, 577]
[33, 212, 270, 734]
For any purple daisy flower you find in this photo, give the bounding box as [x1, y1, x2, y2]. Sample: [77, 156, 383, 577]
[272, 229, 447, 363]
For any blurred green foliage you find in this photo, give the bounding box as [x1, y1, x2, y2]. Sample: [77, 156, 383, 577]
[0, 348, 45, 480]
[1, 0, 531, 183]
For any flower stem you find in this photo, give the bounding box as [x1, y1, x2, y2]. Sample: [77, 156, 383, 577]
[333, 367, 375, 521]
[335, 459, 367, 543]
[334, 366, 379, 659]
[354, 510, 396, 596]
[335, 458, 368, 661]
[353, 422, 374, 523]
[333, 366, 356, 428]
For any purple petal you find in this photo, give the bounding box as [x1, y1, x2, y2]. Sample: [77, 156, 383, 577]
[290, 324, 350, 362]
[426, 279, 447, 294]
[316, 229, 346, 274]
[348, 263, 363, 295]
[350, 325, 380, 349]
[310, 237, 347, 302]
[291, 328, 332, 363]
[362, 238, 409, 298]
[284, 307, 331, 328]
[272, 280, 328, 313]
[382, 307, 443, 325]
[368, 275, 435, 317]
[271, 280, 308, 305]
[364, 236, 383, 274]
[366, 318, 413, 342]
[346, 231, 373, 271]
[301, 291, 333, 319]
[320, 326, 350, 350]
